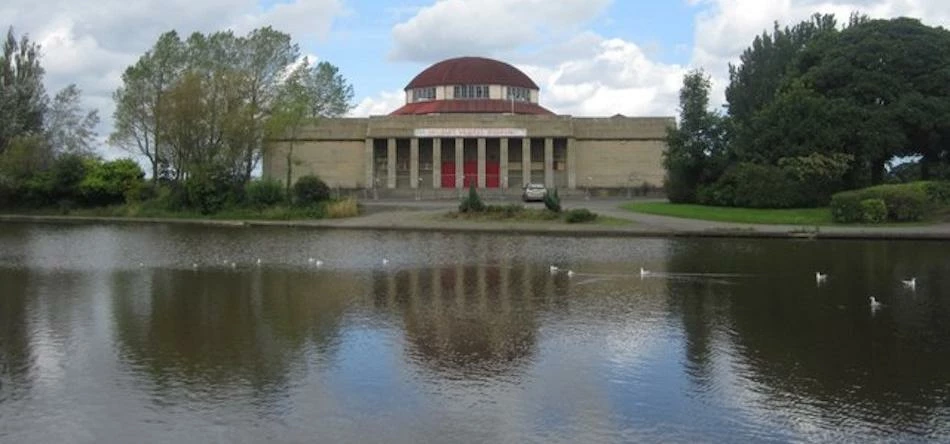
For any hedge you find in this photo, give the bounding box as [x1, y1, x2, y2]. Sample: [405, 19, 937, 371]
[830, 182, 942, 223]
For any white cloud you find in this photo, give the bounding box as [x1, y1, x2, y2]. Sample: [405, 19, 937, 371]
[350, 90, 406, 117]
[390, 0, 612, 62]
[0, 0, 344, 156]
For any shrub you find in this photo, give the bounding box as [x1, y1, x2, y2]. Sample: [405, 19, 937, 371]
[700, 163, 801, 208]
[831, 182, 931, 223]
[565, 208, 598, 223]
[458, 184, 486, 213]
[485, 204, 524, 217]
[860, 198, 887, 224]
[293, 175, 330, 206]
[923, 181, 950, 206]
[326, 197, 360, 218]
[80, 158, 146, 207]
[246, 179, 285, 209]
[543, 187, 561, 213]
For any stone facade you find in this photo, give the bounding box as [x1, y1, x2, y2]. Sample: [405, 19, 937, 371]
[263, 114, 672, 195]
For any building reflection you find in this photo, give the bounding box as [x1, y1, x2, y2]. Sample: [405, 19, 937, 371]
[110, 267, 357, 396]
[365, 259, 569, 379]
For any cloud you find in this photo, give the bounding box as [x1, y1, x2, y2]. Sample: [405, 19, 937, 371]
[389, 0, 612, 62]
[0, 0, 345, 154]
[349, 90, 406, 117]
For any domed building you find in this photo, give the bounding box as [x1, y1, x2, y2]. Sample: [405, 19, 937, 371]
[264, 56, 672, 195]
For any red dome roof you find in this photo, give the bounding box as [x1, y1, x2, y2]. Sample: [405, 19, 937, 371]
[405, 57, 539, 90]
[391, 99, 553, 116]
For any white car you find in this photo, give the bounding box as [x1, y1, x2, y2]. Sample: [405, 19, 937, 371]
[521, 183, 547, 202]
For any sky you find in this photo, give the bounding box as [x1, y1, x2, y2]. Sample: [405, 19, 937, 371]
[3, 0, 950, 158]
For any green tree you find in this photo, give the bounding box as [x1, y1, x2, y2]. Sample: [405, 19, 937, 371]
[45, 84, 100, 156]
[664, 69, 728, 203]
[0, 27, 46, 154]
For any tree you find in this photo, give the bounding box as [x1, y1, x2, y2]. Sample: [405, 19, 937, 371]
[45, 84, 100, 156]
[0, 27, 46, 154]
[267, 58, 354, 192]
[110, 31, 184, 181]
[664, 69, 728, 203]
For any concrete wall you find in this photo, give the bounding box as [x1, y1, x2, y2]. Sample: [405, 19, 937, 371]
[267, 140, 366, 189]
[575, 139, 666, 188]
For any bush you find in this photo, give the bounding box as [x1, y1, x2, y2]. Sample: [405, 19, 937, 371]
[80, 158, 146, 207]
[565, 208, 598, 223]
[543, 187, 561, 213]
[293, 175, 330, 206]
[860, 198, 887, 224]
[246, 179, 285, 209]
[485, 204, 524, 217]
[831, 182, 931, 223]
[458, 184, 486, 213]
[326, 197, 360, 218]
[700, 163, 801, 208]
[923, 181, 950, 206]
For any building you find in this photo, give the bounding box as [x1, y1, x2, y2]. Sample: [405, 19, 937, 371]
[263, 56, 672, 196]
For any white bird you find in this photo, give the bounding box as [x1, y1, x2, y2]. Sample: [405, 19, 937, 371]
[382, 258, 389, 265]
[549, 265, 559, 273]
[901, 277, 916, 290]
[192, 263, 198, 270]
[138, 262, 144, 267]
[816, 272, 828, 284]
[640, 267, 649, 278]
[230, 262, 237, 269]
[256, 258, 262, 266]
[308, 257, 315, 264]
[315, 259, 324, 267]
[567, 270, 575, 278]
[869, 296, 883, 310]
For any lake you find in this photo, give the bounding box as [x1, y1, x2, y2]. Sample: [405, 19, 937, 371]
[0, 222, 948, 443]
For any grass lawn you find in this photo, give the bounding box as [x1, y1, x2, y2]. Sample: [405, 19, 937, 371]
[621, 202, 833, 225]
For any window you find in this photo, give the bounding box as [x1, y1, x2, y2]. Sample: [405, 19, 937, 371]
[413, 87, 436, 102]
[453, 85, 489, 99]
[507, 86, 531, 102]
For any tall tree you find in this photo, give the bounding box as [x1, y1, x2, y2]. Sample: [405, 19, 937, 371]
[109, 31, 184, 180]
[45, 84, 99, 156]
[0, 27, 46, 154]
[664, 69, 728, 203]
[267, 58, 354, 192]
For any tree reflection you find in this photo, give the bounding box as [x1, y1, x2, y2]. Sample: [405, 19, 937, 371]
[111, 268, 353, 399]
[668, 238, 950, 432]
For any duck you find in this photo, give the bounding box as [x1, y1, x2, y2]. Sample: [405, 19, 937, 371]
[901, 277, 916, 290]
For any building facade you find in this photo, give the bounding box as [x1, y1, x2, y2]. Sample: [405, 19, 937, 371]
[264, 57, 672, 196]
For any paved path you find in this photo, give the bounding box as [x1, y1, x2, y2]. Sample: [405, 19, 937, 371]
[4, 198, 949, 240]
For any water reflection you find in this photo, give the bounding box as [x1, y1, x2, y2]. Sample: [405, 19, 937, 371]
[1, 223, 948, 442]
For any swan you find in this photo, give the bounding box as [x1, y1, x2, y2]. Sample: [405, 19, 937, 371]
[901, 277, 916, 290]
[869, 296, 882, 310]
[815, 272, 827, 283]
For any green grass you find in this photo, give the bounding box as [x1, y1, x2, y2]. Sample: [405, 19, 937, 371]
[621, 202, 833, 225]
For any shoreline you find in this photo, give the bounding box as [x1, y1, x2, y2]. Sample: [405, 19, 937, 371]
[3, 208, 950, 241]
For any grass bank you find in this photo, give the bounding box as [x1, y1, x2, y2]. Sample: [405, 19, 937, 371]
[445, 205, 630, 226]
[621, 202, 832, 225]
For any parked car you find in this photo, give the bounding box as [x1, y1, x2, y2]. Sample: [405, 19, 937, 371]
[522, 183, 547, 202]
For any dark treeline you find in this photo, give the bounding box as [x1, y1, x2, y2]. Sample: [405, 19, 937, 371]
[666, 14, 950, 209]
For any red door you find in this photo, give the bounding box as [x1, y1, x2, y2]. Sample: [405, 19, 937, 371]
[463, 161, 477, 188]
[485, 162, 500, 188]
[441, 162, 455, 188]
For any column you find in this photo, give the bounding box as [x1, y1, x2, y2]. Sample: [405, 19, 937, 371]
[567, 137, 577, 189]
[522, 138, 531, 186]
[433, 138, 442, 189]
[410, 137, 419, 189]
[477, 138, 486, 188]
[364, 138, 374, 188]
[500, 138, 509, 189]
[544, 137, 554, 188]
[387, 138, 396, 189]
[455, 137, 464, 189]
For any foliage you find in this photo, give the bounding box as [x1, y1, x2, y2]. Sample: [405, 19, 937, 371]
[922, 181, 950, 206]
[699, 162, 801, 208]
[0, 27, 46, 155]
[293, 175, 331, 206]
[664, 69, 729, 203]
[859, 198, 887, 224]
[565, 208, 598, 223]
[45, 84, 100, 156]
[623, 202, 832, 225]
[79, 158, 146, 206]
[325, 197, 360, 218]
[245, 178, 285, 209]
[543, 187, 562, 213]
[830, 182, 932, 223]
[458, 184, 486, 213]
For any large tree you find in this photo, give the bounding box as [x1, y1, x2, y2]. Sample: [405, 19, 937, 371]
[664, 69, 729, 203]
[0, 27, 46, 154]
[45, 84, 100, 156]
